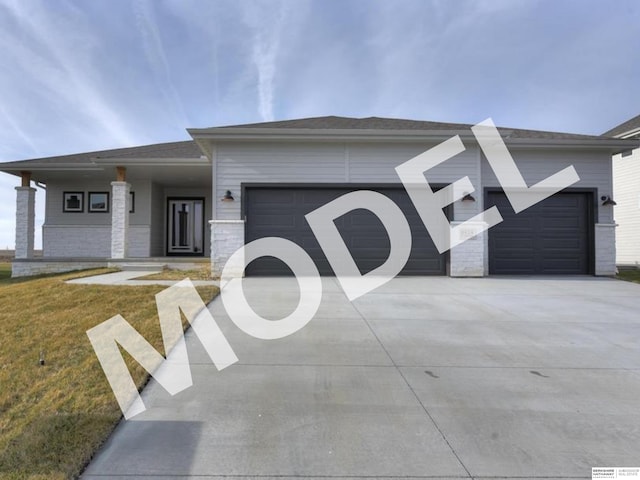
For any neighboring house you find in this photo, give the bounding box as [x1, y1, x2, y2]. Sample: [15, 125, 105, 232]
[603, 114, 640, 267]
[0, 116, 637, 278]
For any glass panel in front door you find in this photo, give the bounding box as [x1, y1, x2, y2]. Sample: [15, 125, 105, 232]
[168, 199, 204, 254]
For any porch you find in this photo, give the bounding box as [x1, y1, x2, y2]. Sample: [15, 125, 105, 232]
[11, 256, 211, 278]
[5, 149, 214, 278]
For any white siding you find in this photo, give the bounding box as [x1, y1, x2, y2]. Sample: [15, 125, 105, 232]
[42, 225, 150, 258]
[613, 147, 640, 266]
[215, 141, 482, 222]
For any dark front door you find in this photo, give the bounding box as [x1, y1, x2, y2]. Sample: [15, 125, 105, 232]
[167, 198, 205, 256]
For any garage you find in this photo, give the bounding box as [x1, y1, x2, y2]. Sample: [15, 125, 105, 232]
[487, 190, 593, 275]
[244, 186, 447, 276]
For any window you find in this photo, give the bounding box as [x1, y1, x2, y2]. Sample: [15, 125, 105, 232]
[88, 192, 110, 213]
[63, 192, 84, 212]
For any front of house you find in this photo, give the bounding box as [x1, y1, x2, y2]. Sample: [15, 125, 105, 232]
[1, 116, 637, 278]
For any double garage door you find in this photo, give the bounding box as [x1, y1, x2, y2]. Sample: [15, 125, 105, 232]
[244, 186, 592, 276]
[245, 186, 446, 276]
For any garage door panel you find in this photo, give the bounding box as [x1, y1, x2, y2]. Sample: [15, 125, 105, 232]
[254, 190, 295, 204]
[494, 237, 535, 249]
[245, 187, 446, 276]
[488, 191, 590, 275]
[251, 214, 296, 227]
[541, 217, 581, 229]
[350, 237, 392, 249]
[541, 240, 582, 251]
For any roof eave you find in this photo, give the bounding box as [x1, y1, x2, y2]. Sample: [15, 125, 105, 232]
[188, 127, 476, 142]
[0, 156, 210, 173]
[189, 127, 639, 152]
[91, 156, 209, 166]
[504, 137, 640, 153]
[0, 162, 103, 172]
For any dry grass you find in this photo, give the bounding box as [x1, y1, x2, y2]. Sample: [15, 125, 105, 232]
[138, 265, 214, 281]
[617, 268, 640, 284]
[0, 263, 10, 281]
[0, 268, 218, 479]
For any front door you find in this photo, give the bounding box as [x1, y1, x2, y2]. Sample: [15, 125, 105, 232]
[167, 198, 204, 255]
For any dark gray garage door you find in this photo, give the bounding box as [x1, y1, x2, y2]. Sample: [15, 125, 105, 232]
[245, 186, 447, 276]
[487, 191, 592, 275]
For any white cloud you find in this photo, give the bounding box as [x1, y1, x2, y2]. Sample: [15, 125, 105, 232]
[0, 0, 140, 154]
[132, 0, 188, 126]
[239, 0, 293, 121]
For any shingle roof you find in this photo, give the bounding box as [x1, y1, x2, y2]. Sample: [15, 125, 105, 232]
[216, 115, 605, 140]
[0, 116, 634, 170]
[0, 140, 200, 167]
[602, 113, 640, 138]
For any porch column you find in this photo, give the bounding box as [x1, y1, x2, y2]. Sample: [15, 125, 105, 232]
[15, 171, 36, 259]
[111, 166, 130, 259]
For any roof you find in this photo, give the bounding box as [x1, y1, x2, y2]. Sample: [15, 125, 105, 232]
[209, 115, 605, 140]
[0, 140, 201, 169]
[1, 116, 638, 171]
[602, 113, 640, 139]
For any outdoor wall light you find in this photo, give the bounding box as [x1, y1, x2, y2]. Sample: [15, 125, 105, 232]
[601, 195, 617, 206]
[461, 192, 476, 202]
[221, 190, 234, 202]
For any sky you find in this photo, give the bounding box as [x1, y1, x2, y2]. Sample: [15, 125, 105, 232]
[0, 0, 638, 249]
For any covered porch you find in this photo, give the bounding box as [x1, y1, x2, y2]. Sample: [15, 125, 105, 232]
[0, 141, 214, 277]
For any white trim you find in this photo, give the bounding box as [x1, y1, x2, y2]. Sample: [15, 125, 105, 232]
[42, 224, 151, 228]
[92, 157, 210, 166]
[211, 143, 218, 220]
[209, 219, 245, 224]
[344, 143, 350, 182]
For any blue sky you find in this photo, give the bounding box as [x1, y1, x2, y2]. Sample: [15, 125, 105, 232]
[0, 0, 639, 248]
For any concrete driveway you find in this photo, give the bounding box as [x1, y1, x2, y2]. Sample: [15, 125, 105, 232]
[82, 276, 640, 479]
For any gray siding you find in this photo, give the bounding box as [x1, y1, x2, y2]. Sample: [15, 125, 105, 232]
[150, 183, 165, 256]
[45, 180, 152, 226]
[480, 149, 614, 223]
[43, 179, 153, 257]
[215, 141, 482, 222]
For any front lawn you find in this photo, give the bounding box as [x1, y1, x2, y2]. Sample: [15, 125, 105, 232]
[617, 268, 640, 284]
[139, 265, 213, 281]
[0, 269, 218, 479]
[0, 263, 11, 281]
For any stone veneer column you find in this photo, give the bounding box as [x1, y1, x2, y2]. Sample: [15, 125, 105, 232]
[210, 219, 245, 277]
[111, 181, 130, 259]
[14, 186, 36, 259]
[449, 221, 488, 277]
[595, 223, 617, 276]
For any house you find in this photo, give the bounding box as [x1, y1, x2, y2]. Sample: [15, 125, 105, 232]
[603, 114, 640, 268]
[1, 116, 637, 278]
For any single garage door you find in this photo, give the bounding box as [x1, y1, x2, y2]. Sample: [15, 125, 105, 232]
[487, 191, 592, 275]
[245, 186, 447, 276]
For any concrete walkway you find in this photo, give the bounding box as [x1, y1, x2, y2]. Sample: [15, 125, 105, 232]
[66, 270, 219, 287]
[82, 276, 640, 479]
